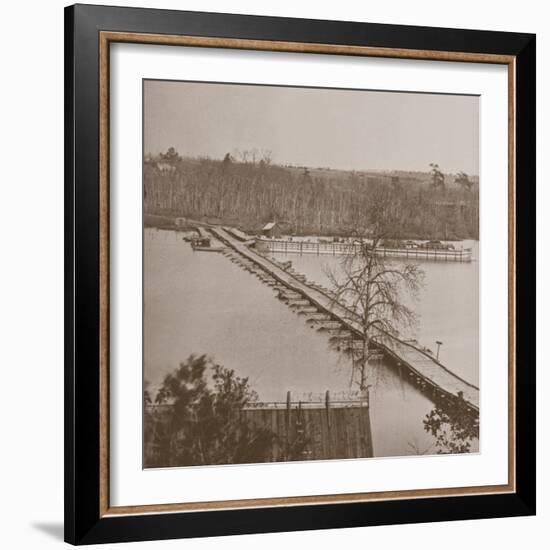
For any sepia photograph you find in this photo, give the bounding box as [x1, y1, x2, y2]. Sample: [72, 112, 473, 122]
[142, 79, 480, 469]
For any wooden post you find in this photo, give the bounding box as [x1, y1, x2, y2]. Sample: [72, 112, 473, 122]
[325, 390, 331, 430]
[286, 391, 291, 460]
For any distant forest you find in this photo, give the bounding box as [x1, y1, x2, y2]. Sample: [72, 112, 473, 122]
[144, 148, 479, 240]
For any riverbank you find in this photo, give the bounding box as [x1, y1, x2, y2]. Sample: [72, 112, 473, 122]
[144, 210, 475, 242]
[144, 213, 179, 229]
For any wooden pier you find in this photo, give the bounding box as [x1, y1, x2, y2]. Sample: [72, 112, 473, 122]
[210, 226, 479, 411]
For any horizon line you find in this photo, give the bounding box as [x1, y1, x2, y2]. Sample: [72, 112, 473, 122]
[144, 151, 480, 177]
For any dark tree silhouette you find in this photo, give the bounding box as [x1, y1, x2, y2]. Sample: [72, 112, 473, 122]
[144, 355, 275, 467]
[161, 146, 181, 164]
[423, 392, 479, 454]
[429, 163, 445, 191]
[455, 171, 473, 191]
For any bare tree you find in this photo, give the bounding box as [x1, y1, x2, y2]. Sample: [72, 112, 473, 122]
[429, 162, 445, 191]
[259, 149, 272, 166]
[325, 190, 424, 391]
[455, 171, 473, 191]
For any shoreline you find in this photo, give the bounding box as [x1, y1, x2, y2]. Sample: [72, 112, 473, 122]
[144, 211, 478, 242]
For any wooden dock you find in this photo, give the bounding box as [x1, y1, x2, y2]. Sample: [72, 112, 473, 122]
[209, 226, 479, 411]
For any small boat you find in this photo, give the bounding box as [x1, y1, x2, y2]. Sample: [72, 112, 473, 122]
[190, 237, 225, 253]
[192, 245, 226, 252]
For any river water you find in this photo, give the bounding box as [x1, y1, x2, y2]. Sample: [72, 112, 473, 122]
[144, 229, 479, 457]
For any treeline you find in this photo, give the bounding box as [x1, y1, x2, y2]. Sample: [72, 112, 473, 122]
[144, 152, 479, 240]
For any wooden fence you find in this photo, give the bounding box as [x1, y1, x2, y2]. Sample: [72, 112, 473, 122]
[242, 391, 373, 462]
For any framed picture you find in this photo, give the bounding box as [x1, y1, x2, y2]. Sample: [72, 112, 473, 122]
[64, 4, 536, 545]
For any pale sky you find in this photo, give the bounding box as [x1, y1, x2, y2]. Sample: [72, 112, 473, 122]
[144, 79, 479, 175]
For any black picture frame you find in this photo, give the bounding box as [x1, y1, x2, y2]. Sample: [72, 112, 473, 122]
[65, 3, 536, 545]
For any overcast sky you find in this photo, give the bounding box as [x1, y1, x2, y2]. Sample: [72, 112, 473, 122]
[144, 80, 479, 175]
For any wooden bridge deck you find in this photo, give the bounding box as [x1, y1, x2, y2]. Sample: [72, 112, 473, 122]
[209, 226, 480, 411]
